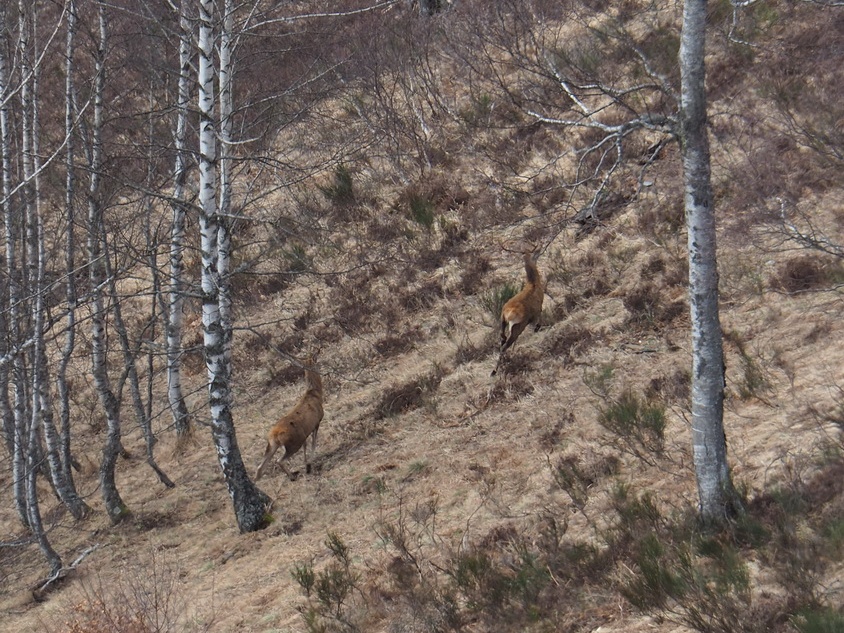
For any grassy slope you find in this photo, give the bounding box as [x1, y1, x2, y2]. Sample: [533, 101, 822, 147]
[2, 2, 844, 632]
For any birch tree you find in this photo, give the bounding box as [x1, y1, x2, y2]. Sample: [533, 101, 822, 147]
[0, 2, 30, 529]
[57, 0, 87, 513]
[2, 0, 68, 569]
[21, 0, 90, 522]
[679, 0, 740, 523]
[198, 0, 269, 533]
[86, 3, 129, 523]
[452, 0, 738, 522]
[167, 0, 194, 444]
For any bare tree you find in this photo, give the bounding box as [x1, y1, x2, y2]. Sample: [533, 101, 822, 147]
[56, 0, 92, 520]
[167, 0, 195, 444]
[0, 1, 30, 529]
[85, 3, 129, 523]
[197, 0, 269, 533]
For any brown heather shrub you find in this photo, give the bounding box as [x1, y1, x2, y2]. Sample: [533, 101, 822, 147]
[546, 324, 595, 365]
[374, 369, 444, 419]
[486, 373, 535, 404]
[646, 369, 691, 405]
[400, 279, 444, 311]
[623, 281, 686, 329]
[266, 362, 307, 389]
[458, 254, 491, 296]
[636, 198, 684, 240]
[454, 332, 495, 366]
[770, 256, 830, 293]
[374, 326, 423, 358]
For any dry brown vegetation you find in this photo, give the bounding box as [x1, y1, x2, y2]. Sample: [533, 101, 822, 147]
[3, 1, 844, 632]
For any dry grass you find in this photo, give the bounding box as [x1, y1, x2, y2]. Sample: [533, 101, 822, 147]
[3, 2, 844, 632]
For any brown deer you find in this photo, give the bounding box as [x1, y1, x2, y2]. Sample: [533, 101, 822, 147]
[255, 356, 324, 481]
[491, 251, 545, 376]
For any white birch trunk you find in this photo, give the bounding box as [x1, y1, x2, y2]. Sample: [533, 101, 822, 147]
[24, 216, 61, 567]
[198, 0, 269, 532]
[168, 0, 193, 441]
[87, 5, 128, 523]
[58, 0, 82, 493]
[22, 2, 89, 521]
[26, 403, 62, 574]
[679, 0, 739, 523]
[0, 7, 15, 455]
[1, 2, 29, 529]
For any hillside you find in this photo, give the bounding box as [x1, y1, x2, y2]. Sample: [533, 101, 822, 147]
[2, 1, 844, 632]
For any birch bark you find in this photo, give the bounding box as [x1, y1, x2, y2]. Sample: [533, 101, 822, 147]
[0, 4, 29, 528]
[87, 5, 128, 523]
[58, 0, 85, 503]
[679, 0, 740, 523]
[168, 0, 194, 443]
[198, 0, 270, 533]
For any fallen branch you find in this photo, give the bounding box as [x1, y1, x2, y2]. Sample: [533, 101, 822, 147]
[31, 543, 101, 602]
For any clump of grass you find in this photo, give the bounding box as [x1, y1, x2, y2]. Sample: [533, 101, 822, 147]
[283, 243, 311, 273]
[551, 455, 594, 512]
[792, 608, 844, 633]
[319, 164, 355, 205]
[407, 193, 437, 231]
[724, 330, 771, 400]
[459, 93, 493, 127]
[583, 363, 615, 398]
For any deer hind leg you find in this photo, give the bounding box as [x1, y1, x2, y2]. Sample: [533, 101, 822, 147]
[255, 441, 279, 481]
[501, 320, 528, 354]
[492, 320, 528, 376]
[278, 452, 297, 481]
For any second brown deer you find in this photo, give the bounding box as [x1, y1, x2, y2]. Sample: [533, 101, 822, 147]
[255, 356, 324, 481]
[491, 251, 545, 376]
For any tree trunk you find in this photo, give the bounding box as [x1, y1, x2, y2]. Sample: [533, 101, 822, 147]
[35, 213, 90, 520]
[1, 0, 30, 530]
[102, 228, 175, 489]
[198, 0, 270, 533]
[87, 5, 128, 523]
[26, 411, 62, 575]
[679, 0, 740, 523]
[168, 0, 193, 443]
[58, 0, 83, 493]
[23, 1, 89, 521]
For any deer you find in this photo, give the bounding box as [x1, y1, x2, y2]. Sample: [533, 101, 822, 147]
[255, 356, 324, 481]
[491, 250, 545, 376]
